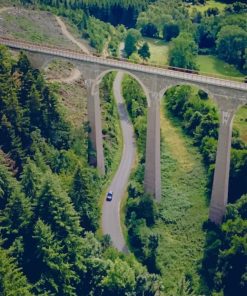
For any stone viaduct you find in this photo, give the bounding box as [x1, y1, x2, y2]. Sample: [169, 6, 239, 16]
[1, 37, 246, 224]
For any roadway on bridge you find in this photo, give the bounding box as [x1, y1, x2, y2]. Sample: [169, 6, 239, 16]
[102, 72, 136, 252]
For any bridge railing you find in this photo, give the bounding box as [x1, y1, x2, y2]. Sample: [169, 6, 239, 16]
[0, 36, 246, 91]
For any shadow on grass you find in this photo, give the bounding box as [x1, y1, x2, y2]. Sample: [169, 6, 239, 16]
[211, 56, 245, 78]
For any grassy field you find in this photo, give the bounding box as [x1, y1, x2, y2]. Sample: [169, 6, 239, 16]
[142, 37, 244, 80]
[156, 101, 209, 294]
[0, 7, 79, 50]
[45, 60, 75, 80]
[188, 0, 227, 14]
[197, 55, 245, 79]
[234, 105, 247, 143]
[144, 37, 169, 66]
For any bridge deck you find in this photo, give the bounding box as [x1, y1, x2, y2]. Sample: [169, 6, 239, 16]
[0, 36, 246, 92]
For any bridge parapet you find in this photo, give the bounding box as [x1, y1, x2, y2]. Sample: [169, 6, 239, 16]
[1, 36, 247, 93]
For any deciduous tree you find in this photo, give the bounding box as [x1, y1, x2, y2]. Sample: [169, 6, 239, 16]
[168, 33, 198, 70]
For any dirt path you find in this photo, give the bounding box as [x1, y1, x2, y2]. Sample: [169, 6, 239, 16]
[55, 16, 90, 54]
[102, 37, 110, 57]
[119, 42, 125, 58]
[47, 67, 81, 83]
[0, 7, 11, 13]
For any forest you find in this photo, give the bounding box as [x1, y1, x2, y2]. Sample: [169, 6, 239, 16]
[21, 0, 153, 27]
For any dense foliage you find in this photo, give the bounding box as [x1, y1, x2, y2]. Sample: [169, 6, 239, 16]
[196, 4, 247, 71]
[0, 47, 163, 295]
[138, 42, 151, 60]
[0, 46, 71, 170]
[100, 72, 121, 173]
[168, 32, 198, 69]
[124, 29, 141, 57]
[137, 0, 190, 38]
[202, 195, 247, 296]
[136, 0, 247, 72]
[22, 0, 153, 27]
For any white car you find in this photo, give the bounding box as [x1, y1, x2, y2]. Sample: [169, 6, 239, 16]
[106, 191, 113, 201]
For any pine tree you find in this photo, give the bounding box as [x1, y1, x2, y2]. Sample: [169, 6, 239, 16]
[0, 162, 15, 210]
[70, 167, 100, 231]
[33, 219, 78, 296]
[0, 243, 33, 296]
[36, 173, 87, 269]
[15, 52, 32, 75]
[138, 42, 150, 61]
[37, 172, 82, 238]
[21, 159, 42, 202]
[0, 188, 33, 246]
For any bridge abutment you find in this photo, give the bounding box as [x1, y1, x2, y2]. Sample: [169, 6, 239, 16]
[144, 94, 161, 201]
[85, 79, 105, 175]
[209, 109, 235, 224]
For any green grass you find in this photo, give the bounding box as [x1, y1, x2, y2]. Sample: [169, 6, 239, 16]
[156, 102, 209, 294]
[188, 0, 227, 14]
[143, 37, 169, 66]
[120, 191, 130, 245]
[0, 9, 78, 50]
[234, 105, 247, 144]
[197, 55, 245, 79]
[142, 36, 244, 80]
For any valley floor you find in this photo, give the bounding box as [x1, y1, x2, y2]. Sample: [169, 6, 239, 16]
[156, 101, 209, 293]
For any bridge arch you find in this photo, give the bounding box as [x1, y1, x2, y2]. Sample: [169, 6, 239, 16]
[94, 69, 151, 106]
[159, 82, 219, 108]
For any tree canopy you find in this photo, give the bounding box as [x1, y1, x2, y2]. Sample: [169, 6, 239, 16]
[168, 33, 198, 70]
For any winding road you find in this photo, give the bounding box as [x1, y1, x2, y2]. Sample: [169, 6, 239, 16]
[0, 7, 135, 251]
[54, 16, 135, 251]
[102, 72, 136, 252]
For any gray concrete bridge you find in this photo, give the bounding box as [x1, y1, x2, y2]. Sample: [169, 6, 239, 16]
[1, 37, 247, 224]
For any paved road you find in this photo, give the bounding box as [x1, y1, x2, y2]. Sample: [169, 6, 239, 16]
[52, 20, 134, 251]
[102, 72, 136, 252]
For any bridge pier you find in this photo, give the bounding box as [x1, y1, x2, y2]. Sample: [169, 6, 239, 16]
[85, 79, 105, 175]
[209, 109, 235, 224]
[144, 95, 161, 201]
